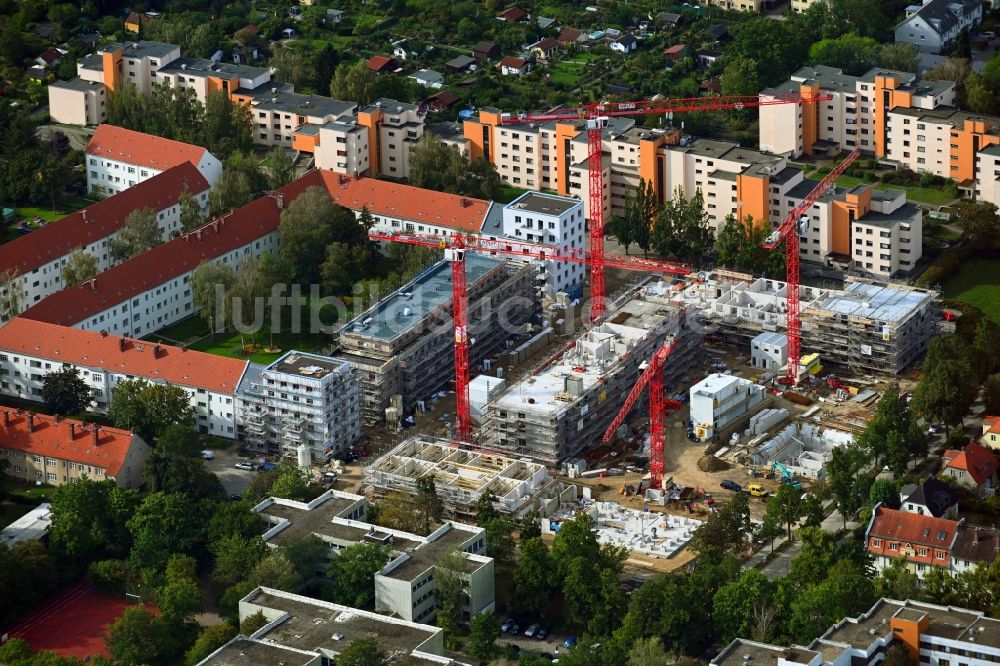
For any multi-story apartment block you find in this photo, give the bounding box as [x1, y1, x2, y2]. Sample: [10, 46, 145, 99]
[866, 504, 1000, 578]
[237, 351, 362, 460]
[85, 124, 221, 195]
[698, 0, 761, 11]
[16, 172, 322, 338]
[0, 162, 209, 321]
[50, 41, 431, 180]
[256, 490, 495, 624]
[895, 0, 983, 54]
[976, 144, 1000, 206]
[760, 65, 956, 158]
[713, 598, 1000, 666]
[0, 317, 248, 437]
[0, 410, 149, 488]
[497, 192, 586, 297]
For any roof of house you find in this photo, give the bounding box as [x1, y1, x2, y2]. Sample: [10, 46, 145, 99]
[707, 25, 729, 38]
[0, 410, 140, 477]
[983, 416, 1000, 434]
[0, 162, 209, 277]
[25, 67, 49, 80]
[87, 125, 209, 172]
[868, 505, 960, 548]
[425, 90, 459, 107]
[559, 26, 585, 42]
[446, 55, 476, 69]
[658, 12, 683, 24]
[473, 40, 499, 53]
[321, 173, 490, 234]
[19, 171, 325, 328]
[366, 55, 396, 71]
[901, 0, 981, 36]
[903, 477, 959, 518]
[532, 37, 561, 51]
[0, 318, 247, 394]
[496, 7, 527, 21]
[37, 47, 65, 64]
[614, 33, 638, 47]
[499, 56, 527, 68]
[943, 442, 1000, 485]
[665, 44, 686, 55]
[410, 68, 444, 84]
[952, 524, 1000, 564]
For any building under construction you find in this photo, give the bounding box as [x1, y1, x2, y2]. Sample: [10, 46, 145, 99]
[482, 279, 700, 466]
[362, 434, 568, 521]
[678, 273, 938, 376]
[333, 255, 536, 426]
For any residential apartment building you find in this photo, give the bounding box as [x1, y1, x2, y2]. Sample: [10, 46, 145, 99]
[237, 351, 362, 460]
[85, 124, 222, 195]
[256, 490, 495, 624]
[0, 318, 248, 437]
[712, 598, 1000, 666]
[895, 0, 983, 53]
[50, 41, 431, 180]
[497, 192, 586, 297]
[940, 442, 998, 499]
[0, 410, 149, 488]
[16, 171, 323, 338]
[689, 373, 765, 442]
[198, 587, 459, 666]
[760, 65, 955, 158]
[0, 162, 209, 321]
[976, 144, 1000, 206]
[698, 0, 762, 11]
[865, 504, 1000, 578]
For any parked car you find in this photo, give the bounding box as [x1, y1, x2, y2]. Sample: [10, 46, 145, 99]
[258, 461, 278, 472]
[535, 627, 549, 640]
[234, 460, 256, 470]
[564, 636, 577, 648]
[747, 483, 769, 498]
[200, 450, 215, 460]
[524, 623, 540, 638]
[500, 618, 519, 634]
[720, 479, 743, 493]
[229, 493, 242, 501]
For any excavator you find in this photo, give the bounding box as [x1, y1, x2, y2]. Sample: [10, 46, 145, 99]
[769, 461, 802, 490]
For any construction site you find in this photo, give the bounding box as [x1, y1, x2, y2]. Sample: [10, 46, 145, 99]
[333, 254, 535, 428]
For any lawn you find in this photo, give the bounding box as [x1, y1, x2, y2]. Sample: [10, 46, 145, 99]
[496, 186, 530, 204]
[942, 257, 1000, 324]
[15, 196, 95, 222]
[874, 182, 957, 206]
[547, 54, 600, 87]
[145, 316, 333, 365]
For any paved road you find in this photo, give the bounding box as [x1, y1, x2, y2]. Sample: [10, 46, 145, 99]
[36, 124, 93, 151]
[203, 446, 259, 496]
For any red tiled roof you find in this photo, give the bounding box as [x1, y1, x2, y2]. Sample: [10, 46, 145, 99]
[0, 163, 209, 277]
[559, 27, 584, 43]
[19, 171, 326, 328]
[497, 7, 527, 21]
[320, 173, 490, 234]
[665, 44, 686, 55]
[867, 506, 959, 566]
[37, 48, 65, 64]
[943, 442, 999, 485]
[87, 125, 209, 172]
[367, 55, 395, 72]
[425, 91, 459, 109]
[0, 318, 247, 394]
[983, 416, 1000, 434]
[0, 410, 139, 477]
[534, 38, 561, 51]
[499, 56, 527, 69]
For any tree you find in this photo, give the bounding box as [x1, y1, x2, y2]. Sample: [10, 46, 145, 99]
[627, 637, 673, 666]
[105, 607, 174, 666]
[957, 201, 1000, 248]
[868, 478, 900, 510]
[41, 366, 92, 415]
[924, 58, 973, 105]
[415, 475, 444, 534]
[408, 134, 465, 194]
[856, 388, 926, 475]
[876, 43, 919, 74]
[269, 461, 310, 500]
[321, 242, 371, 295]
[713, 569, 777, 643]
[826, 445, 864, 527]
[972, 318, 1000, 378]
[279, 186, 337, 285]
[563, 556, 602, 630]
[475, 490, 499, 525]
[248, 553, 305, 592]
[49, 478, 139, 562]
[184, 622, 237, 666]
[326, 542, 392, 606]
[651, 187, 714, 264]
[690, 491, 750, 554]
[211, 534, 268, 588]
[269, 44, 312, 90]
[191, 260, 237, 334]
[720, 56, 761, 96]
[875, 556, 921, 601]
[240, 610, 269, 635]
[60, 248, 99, 287]
[509, 537, 554, 618]
[787, 559, 875, 642]
[984, 373, 1000, 415]
[608, 179, 655, 256]
[178, 190, 206, 233]
[264, 146, 295, 191]
[337, 638, 388, 666]
[518, 509, 542, 540]
[330, 62, 378, 107]
[809, 33, 879, 76]
[158, 574, 201, 622]
[765, 482, 805, 542]
[468, 611, 500, 658]
[313, 43, 340, 92]
[144, 423, 225, 500]
[483, 516, 515, 562]
[109, 207, 161, 262]
[127, 492, 206, 573]
[0, 541, 58, 629]
[108, 378, 195, 442]
[434, 550, 465, 648]
[729, 19, 810, 87]
[912, 336, 977, 433]
[202, 91, 253, 160]
[209, 168, 253, 216]
[373, 492, 424, 534]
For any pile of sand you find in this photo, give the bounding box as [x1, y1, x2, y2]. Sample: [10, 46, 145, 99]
[697, 454, 730, 472]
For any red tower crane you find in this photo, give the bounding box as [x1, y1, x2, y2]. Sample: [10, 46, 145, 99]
[601, 337, 682, 489]
[498, 90, 832, 322]
[369, 230, 692, 443]
[762, 148, 860, 385]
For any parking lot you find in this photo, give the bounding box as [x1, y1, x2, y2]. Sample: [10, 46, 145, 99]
[495, 619, 572, 658]
[202, 446, 260, 497]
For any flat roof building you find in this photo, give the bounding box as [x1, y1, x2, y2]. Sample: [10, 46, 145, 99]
[1, 503, 52, 548]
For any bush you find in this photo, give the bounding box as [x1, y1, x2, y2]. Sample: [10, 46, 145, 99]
[88, 559, 128, 596]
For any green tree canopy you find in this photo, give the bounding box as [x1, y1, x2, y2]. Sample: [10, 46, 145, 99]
[107, 378, 194, 442]
[41, 366, 92, 415]
[191, 260, 237, 334]
[143, 423, 225, 500]
[330, 62, 378, 107]
[912, 336, 977, 433]
[127, 492, 206, 573]
[60, 248, 99, 287]
[49, 478, 139, 562]
[109, 207, 161, 262]
[809, 33, 879, 75]
[326, 542, 392, 607]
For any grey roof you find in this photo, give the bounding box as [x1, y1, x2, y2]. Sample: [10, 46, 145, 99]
[426, 120, 464, 141]
[770, 166, 803, 186]
[614, 33, 637, 47]
[809, 279, 935, 324]
[787, 178, 822, 200]
[904, 478, 958, 518]
[709, 169, 738, 182]
[898, 0, 981, 36]
[537, 16, 557, 29]
[361, 97, 419, 114]
[446, 54, 476, 69]
[858, 202, 920, 228]
[892, 105, 1000, 130]
[102, 40, 178, 59]
[980, 143, 1000, 157]
[79, 52, 103, 72]
[159, 57, 269, 80]
[507, 192, 581, 215]
[409, 68, 444, 85]
[49, 76, 105, 92]
[252, 91, 356, 119]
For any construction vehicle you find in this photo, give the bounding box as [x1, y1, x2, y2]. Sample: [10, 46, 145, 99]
[747, 483, 769, 498]
[769, 461, 802, 490]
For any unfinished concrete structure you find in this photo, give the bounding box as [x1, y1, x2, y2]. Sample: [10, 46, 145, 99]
[363, 435, 561, 521]
[678, 274, 938, 376]
[334, 255, 535, 426]
[483, 279, 700, 465]
[750, 423, 853, 480]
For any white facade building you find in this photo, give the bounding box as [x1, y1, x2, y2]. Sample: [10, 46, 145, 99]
[689, 373, 765, 441]
[750, 331, 788, 371]
[895, 0, 983, 53]
[976, 145, 1000, 207]
[499, 191, 586, 297]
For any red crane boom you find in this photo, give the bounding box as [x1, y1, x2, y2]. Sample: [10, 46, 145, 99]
[602, 337, 682, 489]
[500, 90, 831, 322]
[762, 148, 861, 384]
